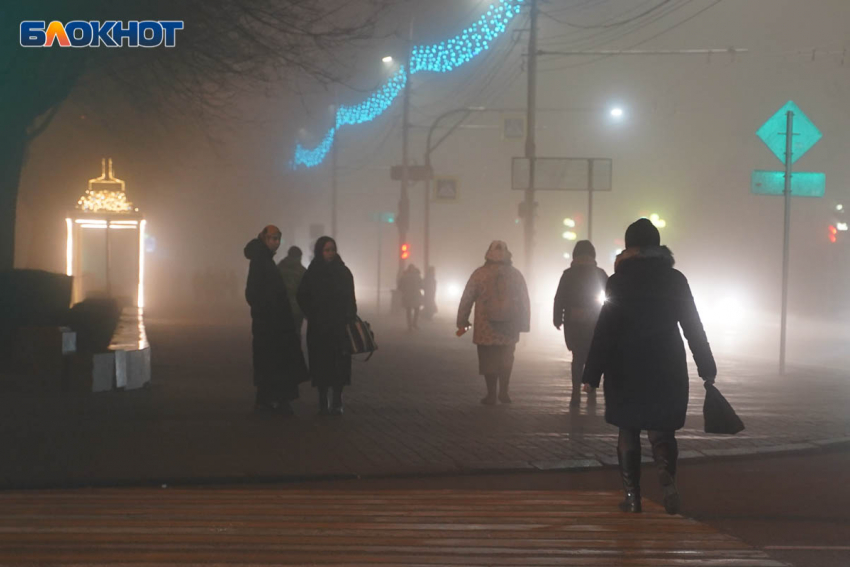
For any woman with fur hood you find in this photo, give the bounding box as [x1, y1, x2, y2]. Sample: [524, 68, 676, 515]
[457, 241, 530, 405]
[582, 218, 716, 515]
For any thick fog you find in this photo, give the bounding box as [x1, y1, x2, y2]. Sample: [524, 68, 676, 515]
[14, 0, 850, 366]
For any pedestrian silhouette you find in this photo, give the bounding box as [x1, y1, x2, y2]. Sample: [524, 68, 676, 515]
[456, 241, 530, 405]
[297, 236, 357, 416]
[244, 225, 308, 415]
[583, 218, 716, 514]
[553, 240, 608, 407]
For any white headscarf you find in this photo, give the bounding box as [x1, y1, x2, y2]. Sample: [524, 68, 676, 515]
[485, 240, 512, 263]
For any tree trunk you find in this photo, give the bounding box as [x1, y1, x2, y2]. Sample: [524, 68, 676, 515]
[0, 126, 28, 271]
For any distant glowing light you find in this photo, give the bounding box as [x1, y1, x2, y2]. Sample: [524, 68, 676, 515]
[563, 217, 575, 228]
[715, 295, 745, 326]
[562, 231, 577, 241]
[648, 213, 667, 229]
[836, 204, 843, 211]
[837, 222, 848, 232]
[610, 107, 624, 118]
[382, 55, 394, 64]
[448, 283, 463, 300]
[597, 291, 607, 305]
[65, 218, 73, 277]
[563, 252, 571, 260]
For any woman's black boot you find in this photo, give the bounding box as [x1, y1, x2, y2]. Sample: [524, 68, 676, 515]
[650, 431, 680, 514]
[481, 375, 497, 405]
[617, 429, 642, 513]
[318, 387, 330, 415]
[330, 386, 344, 415]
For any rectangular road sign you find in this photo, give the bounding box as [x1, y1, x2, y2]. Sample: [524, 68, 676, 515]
[512, 157, 612, 191]
[751, 170, 825, 197]
[390, 165, 432, 182]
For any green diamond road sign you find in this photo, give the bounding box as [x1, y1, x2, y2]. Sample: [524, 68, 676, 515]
[756, 101, 822, 165]
[751, 170, 825, 197]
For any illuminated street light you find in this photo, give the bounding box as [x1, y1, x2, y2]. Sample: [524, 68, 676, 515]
[562, 231, 577, 241]
[836, 204, 844, 212]
[382, 55, 394, 64]
[649, 213, 667, 229]
[563, 217, 576, 228]
[610, 107, 624, 118]
[837, 222, 848, 232]
[563, 252, 571, 260]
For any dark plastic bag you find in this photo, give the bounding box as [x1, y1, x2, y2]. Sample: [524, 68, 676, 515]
[703, 384, 745, 434]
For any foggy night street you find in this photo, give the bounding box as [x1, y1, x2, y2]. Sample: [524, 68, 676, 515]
[4, 0, 850, 565]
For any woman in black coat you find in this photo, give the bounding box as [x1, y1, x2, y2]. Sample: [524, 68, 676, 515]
[583, 218, 716, 515]
[297, 236, 357, 415]
[244, 226, 308, 415]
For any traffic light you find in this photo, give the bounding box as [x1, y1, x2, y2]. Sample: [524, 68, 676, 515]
[400, 243, 410, 260]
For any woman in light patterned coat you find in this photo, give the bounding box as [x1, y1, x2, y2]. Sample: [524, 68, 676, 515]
[456, 241, 530, 405]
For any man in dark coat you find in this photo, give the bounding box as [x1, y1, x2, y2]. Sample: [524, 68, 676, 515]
[553, 240, 608, 407]
[244, 225, 308, 415]
[297, 236, 357, 416]
[399, 264, 423, 330]
[277, 246, 307, 336]
[583, 218, 716, 515]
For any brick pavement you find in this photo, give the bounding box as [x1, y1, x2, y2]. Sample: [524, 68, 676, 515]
[0, 308, 847, 488]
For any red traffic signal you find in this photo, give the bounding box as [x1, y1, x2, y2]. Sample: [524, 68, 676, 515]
[829, 225, 838, 243]
[400, 243, 410, 260]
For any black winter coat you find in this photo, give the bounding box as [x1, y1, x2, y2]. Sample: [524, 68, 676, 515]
[553, 259, 608, 350]
[297, 256, 357, 387]
[582, 246, 716, 431]
[244, 239, 307, 396]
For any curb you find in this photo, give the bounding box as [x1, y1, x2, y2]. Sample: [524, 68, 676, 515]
[2, 437, 847, 492]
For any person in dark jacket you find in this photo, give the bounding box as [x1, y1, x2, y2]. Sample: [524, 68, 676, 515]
[399, 264, 423, 330]
[297, 236, 357, 416]
[553, 240, 608, 407]
[422, 266, 438, 320]
[582, 218, 716, 515]
[244, 225, 308, 415]
[277, 246, 307, 336]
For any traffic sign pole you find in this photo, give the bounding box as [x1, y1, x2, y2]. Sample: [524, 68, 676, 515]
[779, 110, 793, 375]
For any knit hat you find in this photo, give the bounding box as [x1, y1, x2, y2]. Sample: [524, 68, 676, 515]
[572, 240, 596, 259]
[625, 218, 660, 249]
[484, 240, 512, 263]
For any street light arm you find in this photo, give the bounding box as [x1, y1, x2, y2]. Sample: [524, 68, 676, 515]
[425, 107, 486, 165]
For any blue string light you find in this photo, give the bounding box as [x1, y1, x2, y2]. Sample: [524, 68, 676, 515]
[291, 0, 525, 169]
[410, 0, 523, 74]
[291, 68, 407, 169]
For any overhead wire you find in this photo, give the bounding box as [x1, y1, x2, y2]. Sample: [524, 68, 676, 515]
[538, 0, 724, 73]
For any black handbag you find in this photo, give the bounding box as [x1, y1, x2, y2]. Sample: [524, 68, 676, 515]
[344, 316, 378, 360]
[703, 383, 745, 435]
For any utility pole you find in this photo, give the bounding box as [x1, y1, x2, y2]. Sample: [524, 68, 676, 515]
[587, 159, 594, 241]
[398, 20, 413, 276]
[779, 110, 794, 375]
[331, 125, 338, 240]
[523, 0, 539, 282]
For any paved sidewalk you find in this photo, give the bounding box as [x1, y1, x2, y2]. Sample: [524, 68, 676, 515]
[0, 487, 788, 566]
[1, 308, 847, 488]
